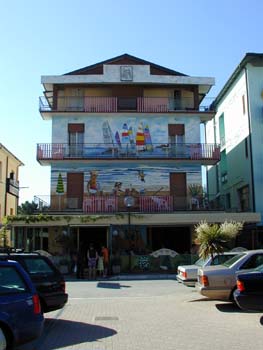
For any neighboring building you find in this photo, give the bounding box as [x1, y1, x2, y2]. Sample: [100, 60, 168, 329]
[0, 143, 23, 245]
[205, 53, 263, 248]
[10, 54, 260, 269]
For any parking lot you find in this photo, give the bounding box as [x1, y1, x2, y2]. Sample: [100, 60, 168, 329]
[18, 278, 263, 350]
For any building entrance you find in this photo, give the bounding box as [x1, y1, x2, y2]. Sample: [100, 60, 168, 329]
[79, 227, 108, 256]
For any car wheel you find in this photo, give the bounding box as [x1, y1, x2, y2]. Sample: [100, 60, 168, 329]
[0, 327, 7, 350]
[230, 287, 237, 303]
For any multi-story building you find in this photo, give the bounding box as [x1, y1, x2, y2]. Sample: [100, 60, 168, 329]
[0, 143, 23, 245]
[205, 52, 263, 248]
[10, 54, 260, 269]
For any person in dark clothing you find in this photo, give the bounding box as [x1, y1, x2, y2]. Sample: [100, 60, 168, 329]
[87, 244, 98, 280]
[76, 250, 85, 279]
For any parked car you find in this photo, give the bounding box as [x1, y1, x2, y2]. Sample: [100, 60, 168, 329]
[0, 252, 68, 313]
[0, 259, 44, 350]
[177, 252, 238, 286]
[234, 264, 263, 311]
[196, 249, 263, 301]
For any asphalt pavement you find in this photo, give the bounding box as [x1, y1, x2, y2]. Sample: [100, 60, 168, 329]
[18, 275, 263, 350]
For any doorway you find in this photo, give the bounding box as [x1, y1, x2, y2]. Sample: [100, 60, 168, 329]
[170, 172, 187, 210]
[79, 227, 108, 256]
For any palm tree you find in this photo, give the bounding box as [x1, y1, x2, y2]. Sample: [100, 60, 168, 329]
[194, 221, 243, 261]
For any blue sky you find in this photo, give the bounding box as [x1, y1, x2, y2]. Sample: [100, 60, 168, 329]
[1, 0, 262, 204]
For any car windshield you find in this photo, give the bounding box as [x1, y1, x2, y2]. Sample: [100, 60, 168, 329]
[0, 266, 27, 295]
[194, 257, 208, 267]
[222, 253, 245, 267]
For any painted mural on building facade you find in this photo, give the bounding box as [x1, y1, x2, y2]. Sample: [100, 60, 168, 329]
[51, 114, 202, 196]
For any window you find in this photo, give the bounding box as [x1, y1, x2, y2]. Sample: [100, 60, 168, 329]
[0, 266, 27, 295]
[226, 193, 231, 209]
[0, 161, 2, 181]
[240, 254, 263, 270]
[220, 150, 227, 183]
[68, 123, 84, 156]
[238, 185, 250, 211]
[219, 113, 225, 147]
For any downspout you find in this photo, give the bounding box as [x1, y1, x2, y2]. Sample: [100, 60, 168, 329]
[244, 66, 256, 212]
[4, 155, 9, 216]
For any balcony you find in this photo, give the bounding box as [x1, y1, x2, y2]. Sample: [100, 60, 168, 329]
[39, 96, 213, 114]
[34, 194, 226, 214]
[37, 143, 220, 165]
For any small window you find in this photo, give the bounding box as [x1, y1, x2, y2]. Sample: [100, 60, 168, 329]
[238, 185, 250, 211]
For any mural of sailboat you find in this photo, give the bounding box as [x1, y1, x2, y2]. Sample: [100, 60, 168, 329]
[144, 124, 153, 151]
[136, 122, 145, 151]
[102, 121, 115, 149]
[128, 126, 135, 145]
[115, 131, 121, 148]
[121, 123, 130, 146]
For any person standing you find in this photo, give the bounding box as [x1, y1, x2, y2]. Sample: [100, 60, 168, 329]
[101, 245, 109, 277]
[87, 244, 98, 280]
[97, 251, 104, 278]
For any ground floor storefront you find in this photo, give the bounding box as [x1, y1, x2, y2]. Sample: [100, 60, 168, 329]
[9, 210, 262, 274]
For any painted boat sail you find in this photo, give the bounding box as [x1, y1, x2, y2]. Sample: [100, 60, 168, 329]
[144, 124, 153, 151]
[128, 126, 135, 145]
[121, 123, 130, 146]
[136, 122, 145, 151]
[115, 131, 121, 147]
[102, 121, 115, 148]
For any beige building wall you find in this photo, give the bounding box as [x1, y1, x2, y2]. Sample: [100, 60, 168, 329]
[0, 144, 23, 224]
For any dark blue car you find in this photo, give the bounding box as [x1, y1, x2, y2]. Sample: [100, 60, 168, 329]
[234, 264, 263, 311]
[0, 259, 44, 349]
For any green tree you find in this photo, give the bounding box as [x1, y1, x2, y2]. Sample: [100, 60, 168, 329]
[18, 201, 38, 214]
[195, 220, 243, 261]
[56, 173, 64, 194]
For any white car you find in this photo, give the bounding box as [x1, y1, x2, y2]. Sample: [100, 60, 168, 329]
[196, 249, 263, 301]
[177, 252, 239, 287]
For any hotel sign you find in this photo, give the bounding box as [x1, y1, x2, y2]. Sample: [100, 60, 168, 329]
[6, 178, 19, 197]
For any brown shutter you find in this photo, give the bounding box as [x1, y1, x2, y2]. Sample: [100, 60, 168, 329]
[68, 124, 85, 133]
[168, 124, 185, 136]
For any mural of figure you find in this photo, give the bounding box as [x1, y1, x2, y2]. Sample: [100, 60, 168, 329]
[113, 182, 123, 196]
[87, 170, 99, 195]
[138, 170, 145, 182]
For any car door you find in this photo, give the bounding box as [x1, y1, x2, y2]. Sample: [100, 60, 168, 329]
[0, 265, 34, 337]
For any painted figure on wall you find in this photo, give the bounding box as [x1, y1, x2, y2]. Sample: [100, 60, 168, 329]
[87, 170, 99, 195]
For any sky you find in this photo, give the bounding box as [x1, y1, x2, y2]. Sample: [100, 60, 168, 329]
[1, 0, 262, 204]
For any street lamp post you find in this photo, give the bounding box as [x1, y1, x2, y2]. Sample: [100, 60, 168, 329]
[124, 196, 135, 272]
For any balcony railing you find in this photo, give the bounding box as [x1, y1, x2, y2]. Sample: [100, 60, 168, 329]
[39, 96, 212, 113]
[37, 143, 220, 162]
[34, 194, 226, 213]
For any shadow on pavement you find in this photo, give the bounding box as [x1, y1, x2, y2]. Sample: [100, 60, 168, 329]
[215, 302, 245, 313]
[97, 282, 131, 289]
[18, 318, 117, 350]
[188, 297, 215, 303]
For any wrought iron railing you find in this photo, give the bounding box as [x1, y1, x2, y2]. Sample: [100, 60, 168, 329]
[33, 194, 226, 213]
[39, 96, 213, 113]
[37, 143, 220, 161]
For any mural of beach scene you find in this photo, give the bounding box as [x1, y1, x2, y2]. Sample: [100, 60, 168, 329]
[51, 162, 202, 195]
